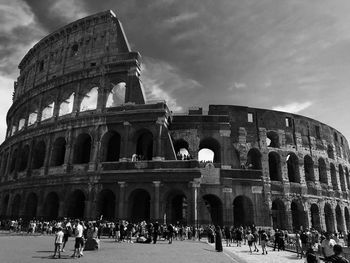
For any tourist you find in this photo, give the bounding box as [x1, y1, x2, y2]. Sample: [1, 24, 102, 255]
[321, 232, 337, 261]
[215, 225, 223, 252]
[53, 227, 64, 259]
[236, 227, 243, 247]
[167, 224, 174, 244]
[247, 230, 254, 253]
[71, 220, 84, 258]
[273, 229, 280, 251]
[224, 226, 231, 247]
[327, 244, 349, 263]
[61, 224, 69, 252]
[260, 229, 268, 255]
[153, 221, 159, 244]
[252, 230, 259, 252]
[295, 231, 303, 259]
[305, 248, 318, 263]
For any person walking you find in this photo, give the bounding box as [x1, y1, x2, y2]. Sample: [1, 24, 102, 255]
[153, 221, 159, 244]
[215, 225, 223, 252]
[53, 227, 64, 259]
[321, 232, 337, 262]
[260, 230, 268, 255]
[247, 230, 254, 254]
[328, 244, 349, 263]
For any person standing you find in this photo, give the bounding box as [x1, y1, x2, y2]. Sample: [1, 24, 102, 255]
[215, 225, 223, 252]
[321, 232, 337, 262]
[167, 224, 174, 244]
[153, 221, 159, 244]
[71, 220, 84, 258]
[260, 230, 268, 255]
[247, 231, 254, 254]
[53, 227, 64, 259]
[224, 226, 231, 247]
[328, 244, 349, 263]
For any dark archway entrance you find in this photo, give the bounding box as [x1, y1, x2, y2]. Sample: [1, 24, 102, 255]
[101, 131, 121, 162]
[136, 131, 153, 160]
[165, 191, 187, 224]
[304, 155, 314, 182]
[129, 189, 151, 222]
[310, 204, 321, 231]
[24, 193, 38, 219]
[233, 195, 254, 227]
[73, 133, 91, 164]
[345, 207, 350, 230]
[247, 148, 262, 170]
[269, 152, 281, 181]
[271, 199, 286, 230]
[202, 194, 223, 226]
[67, 190, 85, 219]
[32, 141, 46, 169]
[11, 194, 21, 218]
[43, 192, 59, 220]
[1, 195, 9, 217]
[324, 203, 335, 233]
[19, 145, 29, 171]
[291, 200, 305, 231]
[50, 137, 66, 166]
[336, 205, 345, 233]
[97, 189, 115, 220]
[287, 153, 300, 183]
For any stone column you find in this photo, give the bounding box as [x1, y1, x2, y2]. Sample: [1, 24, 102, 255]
[190, 180, 200, 226]
[120, 122, 131, 161]
[319, 203, 327, 232]
[153, 117, 167, 161]
[153, 181, 161, 221]
[88, 134, 100, 171]
[118, 182, 126, 219]
[58, 200, 65, 218]
[284, 200, 293, 231]
[332, 203, 338, 233]
[63, 128, 73, 171]
[43, 135, 53, 175]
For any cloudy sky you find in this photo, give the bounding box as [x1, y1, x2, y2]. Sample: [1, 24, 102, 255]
[1, 0, 350, 143]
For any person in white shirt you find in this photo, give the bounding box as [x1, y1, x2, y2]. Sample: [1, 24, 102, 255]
[71, 220, 85, 258]
[53, 227, 64, 259]
[321, 233, 337, 261]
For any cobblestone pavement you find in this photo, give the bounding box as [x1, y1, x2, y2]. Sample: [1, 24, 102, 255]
[207, 242, 309, 263]
[0, 235, 235, 263]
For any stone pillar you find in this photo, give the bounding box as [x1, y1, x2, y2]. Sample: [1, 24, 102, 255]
[305, 203, 312, 229]
[88, 134, 100, 171]
[64, 128, 73, 170]
[190, 180, 200, 226]
[43, 135, 53, 175]
[332, 203, 338, 233]
[120, 122, 131, 161]
[58, 200, 65, 218]
[153, 181, 161, 221]
[319, 203, 327, 232]
[118, 182, 126, 219]
[341, 205, 347, 233]
[284, 200, 293, 231]
[153, 117, 167, 161]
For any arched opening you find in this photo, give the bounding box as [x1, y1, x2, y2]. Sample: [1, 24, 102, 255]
[266, 131, 279, 148]
[50, 137, 66, 166]
[345, 207, 350, 230]
[101, 131, 121, 162]
[97, 189, 115, 220]
[330, 163, 338, 190]
[246, 148, 262, 170]
[41, 102, 54, 121]
[59, 93, 74, 116]
[345, 167, 350, 190]
[71, 43, 79, 56]
[318, 158, 328, 184]
[269, 152, 281, 181]
[18, 118, 25, 131]
[136, 131, 153, 161]
[19, 145, 29, 171]
[202, 194, 223, 226]
[232, 147, 240, 168]
[43, 192, 59, 220]
[336, 205, 345, 233]
[310, 204, 321, 231]
[28, 111, 38, 126]
[233, 195, 254, 227]
[291, 200, 305, 231]
[80, 87, 98, 112]
[66, 190, 85, 219]
[339, 165, 346, 191]
[324, 203, 335, 233]
[73, 133, 91, 164]
[32, 141, 46, 169]
[11, 194, 21, 218]
[327, 145, 334, 159]
[198, 148, 214, 162]
[24, 193, 38, 219]
[106, 82, 126, 107]
[165, 191, 187, 224]
[9, 148, 18, 173]
[271, 199, 286, 230]
[173, 139, 190, 160]
[304, 155, 315, 182]
[199, 138, 221, 163]
[128, 189, 151, 222]
[287, 153, 300, 183]
[1, 195, 9, 216]
[1, 153, 8, 175]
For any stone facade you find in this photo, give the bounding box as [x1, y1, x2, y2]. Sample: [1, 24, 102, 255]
[0, 10, 350, 232]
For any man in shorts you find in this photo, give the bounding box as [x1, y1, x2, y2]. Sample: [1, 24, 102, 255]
[71, 220, 84, 258]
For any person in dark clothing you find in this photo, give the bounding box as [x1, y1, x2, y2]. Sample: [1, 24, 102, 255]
[215, 225, 223, 252]
[167, 224, 174, 244]
[153, 221, 159, 244]
[305, 248, 317, 263]
[328, 244, 349, 263]
[273, 229, 280, 251]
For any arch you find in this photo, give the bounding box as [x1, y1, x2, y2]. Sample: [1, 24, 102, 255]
[232, 147, 241, 168]
[287, 153, 300, 183]
[269, 152, 282, 181]
[9, 148, 18, 173]
[304, 155, 315, 182]
[327, 145, 335, 159]
[24, 193, 38, 219]
[41, 102, 54, 121]
[106, 82, 126, 107]
[271, 199, 287, 230]
[28, 111, 38, 126]
[345, 167, 350, 190]
[203, 194, 223, 226]
[59, 93, 74, 116]
[339, 165, 346, 191]
[233, 195, 254, 227]
[80, 87, 98, 112]
[330, 163, 338, 190]
[18, 118, 25, 131]
[1, 152, 8, 176]
[136, 130, 153, 161]
[318, 158, 328, 184]
[18, 145, 29, 171]
[266, 131, 279, 148]
[97, 189, 115, 220]
[291, 200, 305, 231]
[50, 137, 66, 166]
[173, 139, 190, 159]
[345, 207, 350, 230]
[101, 131, 121, 162]
[310, 204, 321, 231]
[43, 192, 59, 220]
[199, 138, 221, 163]
[128, 189, 151, 222]
[32, 140, 46, 169]
[66, 190, 85, 219]
[165, 190, 188, 224]
[11, 194, 21, 218]
[73, 133, 91, 164]
[1, 194, 9, 216]
[247, 148, 262, 170]
[324, 203, 335, 233]
[336, 204, 345, 233]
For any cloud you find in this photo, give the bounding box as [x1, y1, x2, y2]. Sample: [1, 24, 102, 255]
[164, 12, 198, 26]
[273, 101, 313, 114]
[0, 75, 14, 143]
[141, 57, 201, 112]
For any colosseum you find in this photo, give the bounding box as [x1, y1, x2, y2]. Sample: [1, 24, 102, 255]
[0, 10, 349, 232]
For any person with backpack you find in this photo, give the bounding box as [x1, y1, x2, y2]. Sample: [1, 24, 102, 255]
[260, 229, 268, 255]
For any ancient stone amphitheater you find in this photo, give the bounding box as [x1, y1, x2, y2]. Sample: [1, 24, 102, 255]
[0, 10, 349, 232]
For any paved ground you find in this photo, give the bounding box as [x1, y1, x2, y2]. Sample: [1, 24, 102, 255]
[0, 235, 234, 263]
